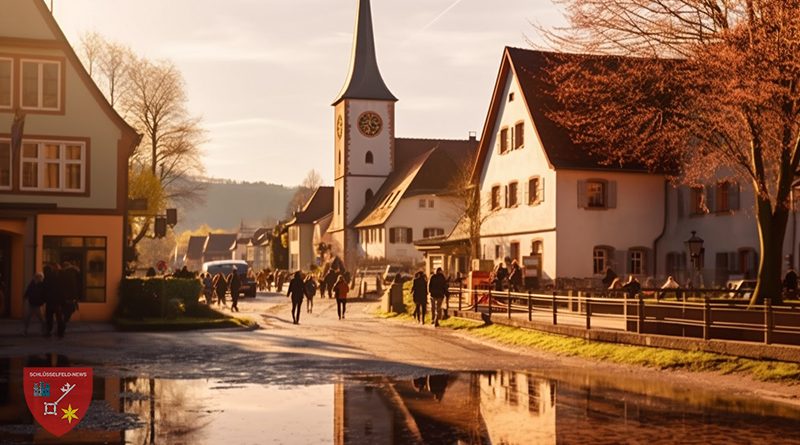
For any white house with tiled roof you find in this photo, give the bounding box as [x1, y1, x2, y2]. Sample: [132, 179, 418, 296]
[328, 0, 477, 268]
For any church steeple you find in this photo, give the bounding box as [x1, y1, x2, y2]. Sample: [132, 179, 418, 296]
[333, 0, 397, 105]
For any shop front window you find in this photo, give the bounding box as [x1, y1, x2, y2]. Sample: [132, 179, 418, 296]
[43, 236, 107, 302]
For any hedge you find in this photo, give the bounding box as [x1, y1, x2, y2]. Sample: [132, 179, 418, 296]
[117, 277, 202, 319]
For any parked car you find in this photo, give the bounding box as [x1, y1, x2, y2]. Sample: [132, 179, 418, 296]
[726, 279, 757, 299]
[202, 260, 257, 298]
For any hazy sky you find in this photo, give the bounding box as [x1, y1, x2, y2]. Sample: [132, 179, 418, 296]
[52, 0, 565, 186]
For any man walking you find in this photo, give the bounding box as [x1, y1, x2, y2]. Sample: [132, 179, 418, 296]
[227, 267, 241, 312]
[287, 272, 305, 324]
[428, 268, 448, 327]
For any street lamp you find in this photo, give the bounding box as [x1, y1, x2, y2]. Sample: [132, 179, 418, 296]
[685, 231, 704, 270]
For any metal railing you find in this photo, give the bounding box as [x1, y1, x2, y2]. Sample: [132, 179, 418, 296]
[446, 285, 800, 347]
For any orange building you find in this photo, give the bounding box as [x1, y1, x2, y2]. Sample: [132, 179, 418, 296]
[0, 0, 139, 321]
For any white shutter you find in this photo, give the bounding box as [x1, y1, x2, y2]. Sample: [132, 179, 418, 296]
[607, 181, 618, 209]
[577, 180, 587, 208]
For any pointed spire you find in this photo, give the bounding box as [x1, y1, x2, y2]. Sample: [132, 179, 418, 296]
[333, 0, 397, 105]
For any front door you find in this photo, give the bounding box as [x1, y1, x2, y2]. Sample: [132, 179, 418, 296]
[0, 234, 11, 317]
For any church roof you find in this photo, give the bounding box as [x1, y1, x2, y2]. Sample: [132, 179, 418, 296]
[287, 186, 334, 225]
[332, 0, 397, 105]
[352, 138, 478, 228]
[471, 47, 650, 183]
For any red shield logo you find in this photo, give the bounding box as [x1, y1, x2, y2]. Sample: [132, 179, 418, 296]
[23, 367, 93, 437]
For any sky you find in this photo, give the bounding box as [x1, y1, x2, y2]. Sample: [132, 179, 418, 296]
[52, 0, 565, 187]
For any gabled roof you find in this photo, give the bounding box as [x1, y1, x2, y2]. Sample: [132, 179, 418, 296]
[353, 138, 478, 228]
[332, 0, 396, 104]
[204, 233, 237, 254]
[184, 236, 206, 261]
[471, 47, 649, 183]
[287, 186, 334, 226]
[250, 227, 271, 247]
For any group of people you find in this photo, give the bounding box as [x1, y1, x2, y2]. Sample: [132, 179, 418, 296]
[201, 269, 242, 311]
[490, 259, 524, 292]
[286, 269, 350, 324]
[23, 261, 81, 338]
[411, 267, 450, 327]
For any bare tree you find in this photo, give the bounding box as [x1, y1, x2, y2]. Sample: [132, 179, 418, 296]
[544, 0, 800, 304]
[286, 169, 324, 217]
[450, 157, 491, 262]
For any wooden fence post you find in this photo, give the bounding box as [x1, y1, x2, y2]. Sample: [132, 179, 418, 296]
[703, 297, 711, 341]
[586, 297, 592, 330]
[528, 290, 532, 322]
[507, 289, 512, 319]
[764, 298, 773, 345]
[552, 291, 558, 325]
[637, 295, 645, 334]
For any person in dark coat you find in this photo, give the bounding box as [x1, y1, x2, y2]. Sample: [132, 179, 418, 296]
[213, 273, 228, 307]
[508, 260, 523, 292]
[227, 267, 241, 312]
[23, 272, 45, 336]
[428, 268, 448, 327]
[621, 275, 641, 299]
[412, 272, 428, 325]
[59, 261, 81, 337]
[601, 266, 618, 289]
[304, 275, 317, 314]
[287, 271, 305, 324]
[334, 274, 349, 320]
[324, 269, 337, 299]
[43, 263, 64, 338]
[493, 262, 508, 291]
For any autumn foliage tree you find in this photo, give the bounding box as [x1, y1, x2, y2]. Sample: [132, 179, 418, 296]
[544, 0, 800, 304]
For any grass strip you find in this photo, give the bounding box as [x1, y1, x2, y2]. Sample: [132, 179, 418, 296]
[378, 303, 800, 382]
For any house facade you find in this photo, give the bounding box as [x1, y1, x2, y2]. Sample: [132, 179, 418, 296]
[328, 0, 477, 269]
[287, 187, 333, 272]
[0, 0, 139, 321]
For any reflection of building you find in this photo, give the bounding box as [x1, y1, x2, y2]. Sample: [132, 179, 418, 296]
[0, 0, 139, 321]
[479, 371, 556, 444]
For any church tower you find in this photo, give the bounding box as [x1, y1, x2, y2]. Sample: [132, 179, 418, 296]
[330, 0, 397, 267]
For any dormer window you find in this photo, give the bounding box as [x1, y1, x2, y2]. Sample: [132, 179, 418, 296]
[365, 151, 374, 164]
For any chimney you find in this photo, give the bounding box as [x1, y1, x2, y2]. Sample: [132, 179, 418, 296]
[468, 131, 477, 142]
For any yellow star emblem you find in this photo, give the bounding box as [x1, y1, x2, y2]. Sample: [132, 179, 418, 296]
[61, 404, 79, 424]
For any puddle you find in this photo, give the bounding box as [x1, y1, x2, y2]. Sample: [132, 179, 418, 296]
[2, 357, 800, 444]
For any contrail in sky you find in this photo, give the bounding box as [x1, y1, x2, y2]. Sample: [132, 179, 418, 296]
[402, 0, 466, 45]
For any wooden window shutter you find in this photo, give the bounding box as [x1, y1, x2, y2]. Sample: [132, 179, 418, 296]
[539, 177, 545, 203]
[729, 182, 740, 211]
[406, 228, 413, 243]
[577, 180, 587, 208]
[705, 184, 716, 213]
[504, 185, 509, 208]
[606, 181, 618, 209]
[389, 228, 396, 244]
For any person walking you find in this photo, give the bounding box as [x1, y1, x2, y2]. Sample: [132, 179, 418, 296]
[59, 261, 81, 337]
[492, 262, 508, 291]
[202, 273, 213, 304]
[287, 271, 305, 324]
[324, 269, 337, 299]
[412, 271, 428, 325]
[228, 267, 241, 312]
[213, 273, 228, 307]
[304, 275, 317, 314]
[43, 263, 64, 338]
[429, 268, 448, 327]
[22, 272, 45, 336]
[334, 274, 349, 320]
[508, 260, 523, 292]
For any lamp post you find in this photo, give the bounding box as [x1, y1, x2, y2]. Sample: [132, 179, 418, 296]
[685, 231, 704, 270]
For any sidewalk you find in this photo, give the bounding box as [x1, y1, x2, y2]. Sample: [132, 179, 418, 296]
[0, 319, 115, 338]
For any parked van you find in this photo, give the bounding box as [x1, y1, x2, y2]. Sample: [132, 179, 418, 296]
[202, 260, 257, 298]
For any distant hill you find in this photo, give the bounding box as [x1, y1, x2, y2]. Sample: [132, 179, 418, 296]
[175, 178, 297, 232]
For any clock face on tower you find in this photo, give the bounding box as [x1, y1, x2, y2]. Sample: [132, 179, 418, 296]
[357, 111, 383, 137]
[336, 115, 344, 139]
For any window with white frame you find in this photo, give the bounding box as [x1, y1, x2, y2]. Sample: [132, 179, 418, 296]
[528, 177, 541, 205]
[20, 141, 85, 192]
[423, 228, 445, 239]
[629, 249, 646, 275]
[587, 181, 606, 208]
[593, 247, 612, 275]
[499, 127, 509, 154]
[0, 58, 12, 109]
[513, 122, 524, 149]
[21, 59, 61, 111]
[389, 227, 413, 244]
[0, 141, 10, 190]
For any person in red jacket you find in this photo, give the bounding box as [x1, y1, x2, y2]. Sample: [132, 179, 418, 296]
[334, 274, 349, 320]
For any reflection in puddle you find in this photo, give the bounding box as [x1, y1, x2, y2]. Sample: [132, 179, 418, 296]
[1, 357, 800, 444]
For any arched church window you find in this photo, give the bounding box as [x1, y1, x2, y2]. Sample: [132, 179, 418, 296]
[365, 189, 374, 203]
[365, 151, 374, 164]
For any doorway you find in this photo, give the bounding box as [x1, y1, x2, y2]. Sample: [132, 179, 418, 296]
[0, 234, 11, 317]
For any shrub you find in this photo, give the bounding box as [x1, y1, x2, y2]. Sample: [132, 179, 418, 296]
[117, 277, 202, 319]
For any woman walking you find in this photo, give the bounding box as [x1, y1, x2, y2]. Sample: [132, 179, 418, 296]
[412, 271, 428, 325]
[304, 275, 317, 314]
[213, 273, 228, 307]
[287, 272, 305, 324]
[334, 274, 349, 320]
